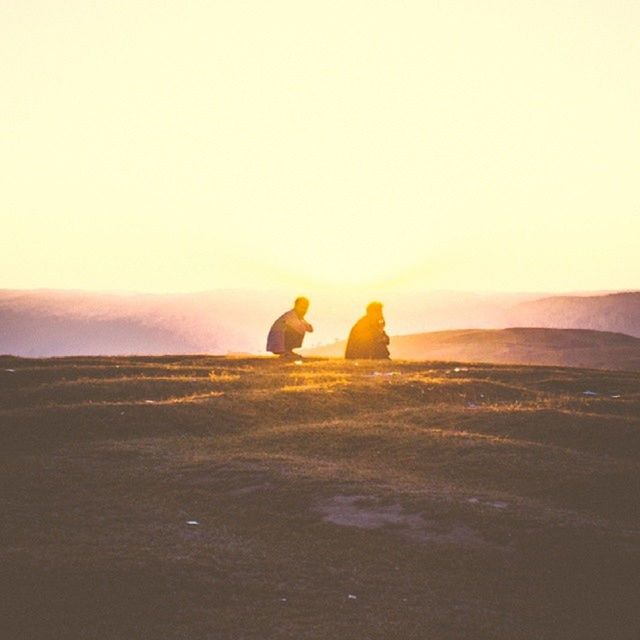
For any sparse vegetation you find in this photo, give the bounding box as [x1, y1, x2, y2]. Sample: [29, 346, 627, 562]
[1, 355, 639, 639]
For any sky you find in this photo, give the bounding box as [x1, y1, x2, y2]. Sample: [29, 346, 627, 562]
[1, 1, 639, 295]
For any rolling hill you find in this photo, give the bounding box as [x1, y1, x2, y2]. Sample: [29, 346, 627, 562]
[1, 356, 639, 639]
[306, 327, 640, 371]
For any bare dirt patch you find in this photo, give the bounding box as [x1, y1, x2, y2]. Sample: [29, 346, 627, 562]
[316, 494, 488, 547]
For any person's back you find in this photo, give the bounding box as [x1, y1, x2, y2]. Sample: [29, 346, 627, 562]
[345, 302, 390, 360]
[267, 297, 314, 358]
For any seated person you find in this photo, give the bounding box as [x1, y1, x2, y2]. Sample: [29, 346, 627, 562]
[345, 301, 390, 360]
[266, 297, 314, 358]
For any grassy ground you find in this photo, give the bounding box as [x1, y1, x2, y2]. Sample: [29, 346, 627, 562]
[1, 355, 639, 639]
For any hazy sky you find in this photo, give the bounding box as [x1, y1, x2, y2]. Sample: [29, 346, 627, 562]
[2, 1, 639, 294]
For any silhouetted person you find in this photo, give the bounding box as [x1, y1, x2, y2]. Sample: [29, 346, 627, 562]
[267, 297, 314, 359]
[345, 301, 390, 360]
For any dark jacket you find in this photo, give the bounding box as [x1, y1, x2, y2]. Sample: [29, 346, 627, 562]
[345, 316, 390, 359]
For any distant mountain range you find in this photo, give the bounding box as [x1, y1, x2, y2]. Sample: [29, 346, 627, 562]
[305, 327, 640, 371]
[506, 292, 640, 337]
[0, 289, 279, 357]
[1, 289, 638, 362]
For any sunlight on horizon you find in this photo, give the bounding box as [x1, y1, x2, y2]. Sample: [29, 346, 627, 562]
[2, 1, 639, 294]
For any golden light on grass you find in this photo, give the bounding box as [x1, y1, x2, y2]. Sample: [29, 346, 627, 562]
[3, 355, 639, 637]
[208, 371, 242, 384]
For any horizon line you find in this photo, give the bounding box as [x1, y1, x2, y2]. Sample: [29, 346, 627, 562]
[1, 286, 637, 298]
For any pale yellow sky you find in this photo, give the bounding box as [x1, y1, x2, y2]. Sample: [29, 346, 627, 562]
[1, 1, 639, 294]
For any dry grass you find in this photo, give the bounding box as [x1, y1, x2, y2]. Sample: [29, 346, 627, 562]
[1, 355, 639, 639]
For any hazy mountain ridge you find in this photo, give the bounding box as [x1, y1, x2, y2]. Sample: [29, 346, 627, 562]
[506, 292, 640, 337]
[0, 289, 275, 356]
[0, 289, 540, 357]
[1, 289, 638, 359]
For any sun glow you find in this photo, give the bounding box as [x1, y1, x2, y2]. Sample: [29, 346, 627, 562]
[2, 1, 639, 294]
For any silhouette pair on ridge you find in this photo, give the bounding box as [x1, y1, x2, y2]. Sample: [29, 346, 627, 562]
[266, 297, 390, 360]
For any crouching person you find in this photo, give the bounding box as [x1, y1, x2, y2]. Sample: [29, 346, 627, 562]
[267, 297, 314, 359]
[345, 301, 390, 360]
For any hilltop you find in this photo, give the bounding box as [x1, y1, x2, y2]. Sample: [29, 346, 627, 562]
[306, 327, 640, 371]
[1, 355, 639, 639]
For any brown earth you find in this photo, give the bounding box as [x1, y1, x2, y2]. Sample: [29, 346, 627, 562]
[1, 355, 639, 639]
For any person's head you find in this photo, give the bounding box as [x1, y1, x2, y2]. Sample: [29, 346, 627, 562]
[366, 301, 384, 319]
[294, 296, 310, 317]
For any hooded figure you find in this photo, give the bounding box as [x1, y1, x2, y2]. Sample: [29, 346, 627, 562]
[345, 301, 390, 360]
[267, 297, 314, 358]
